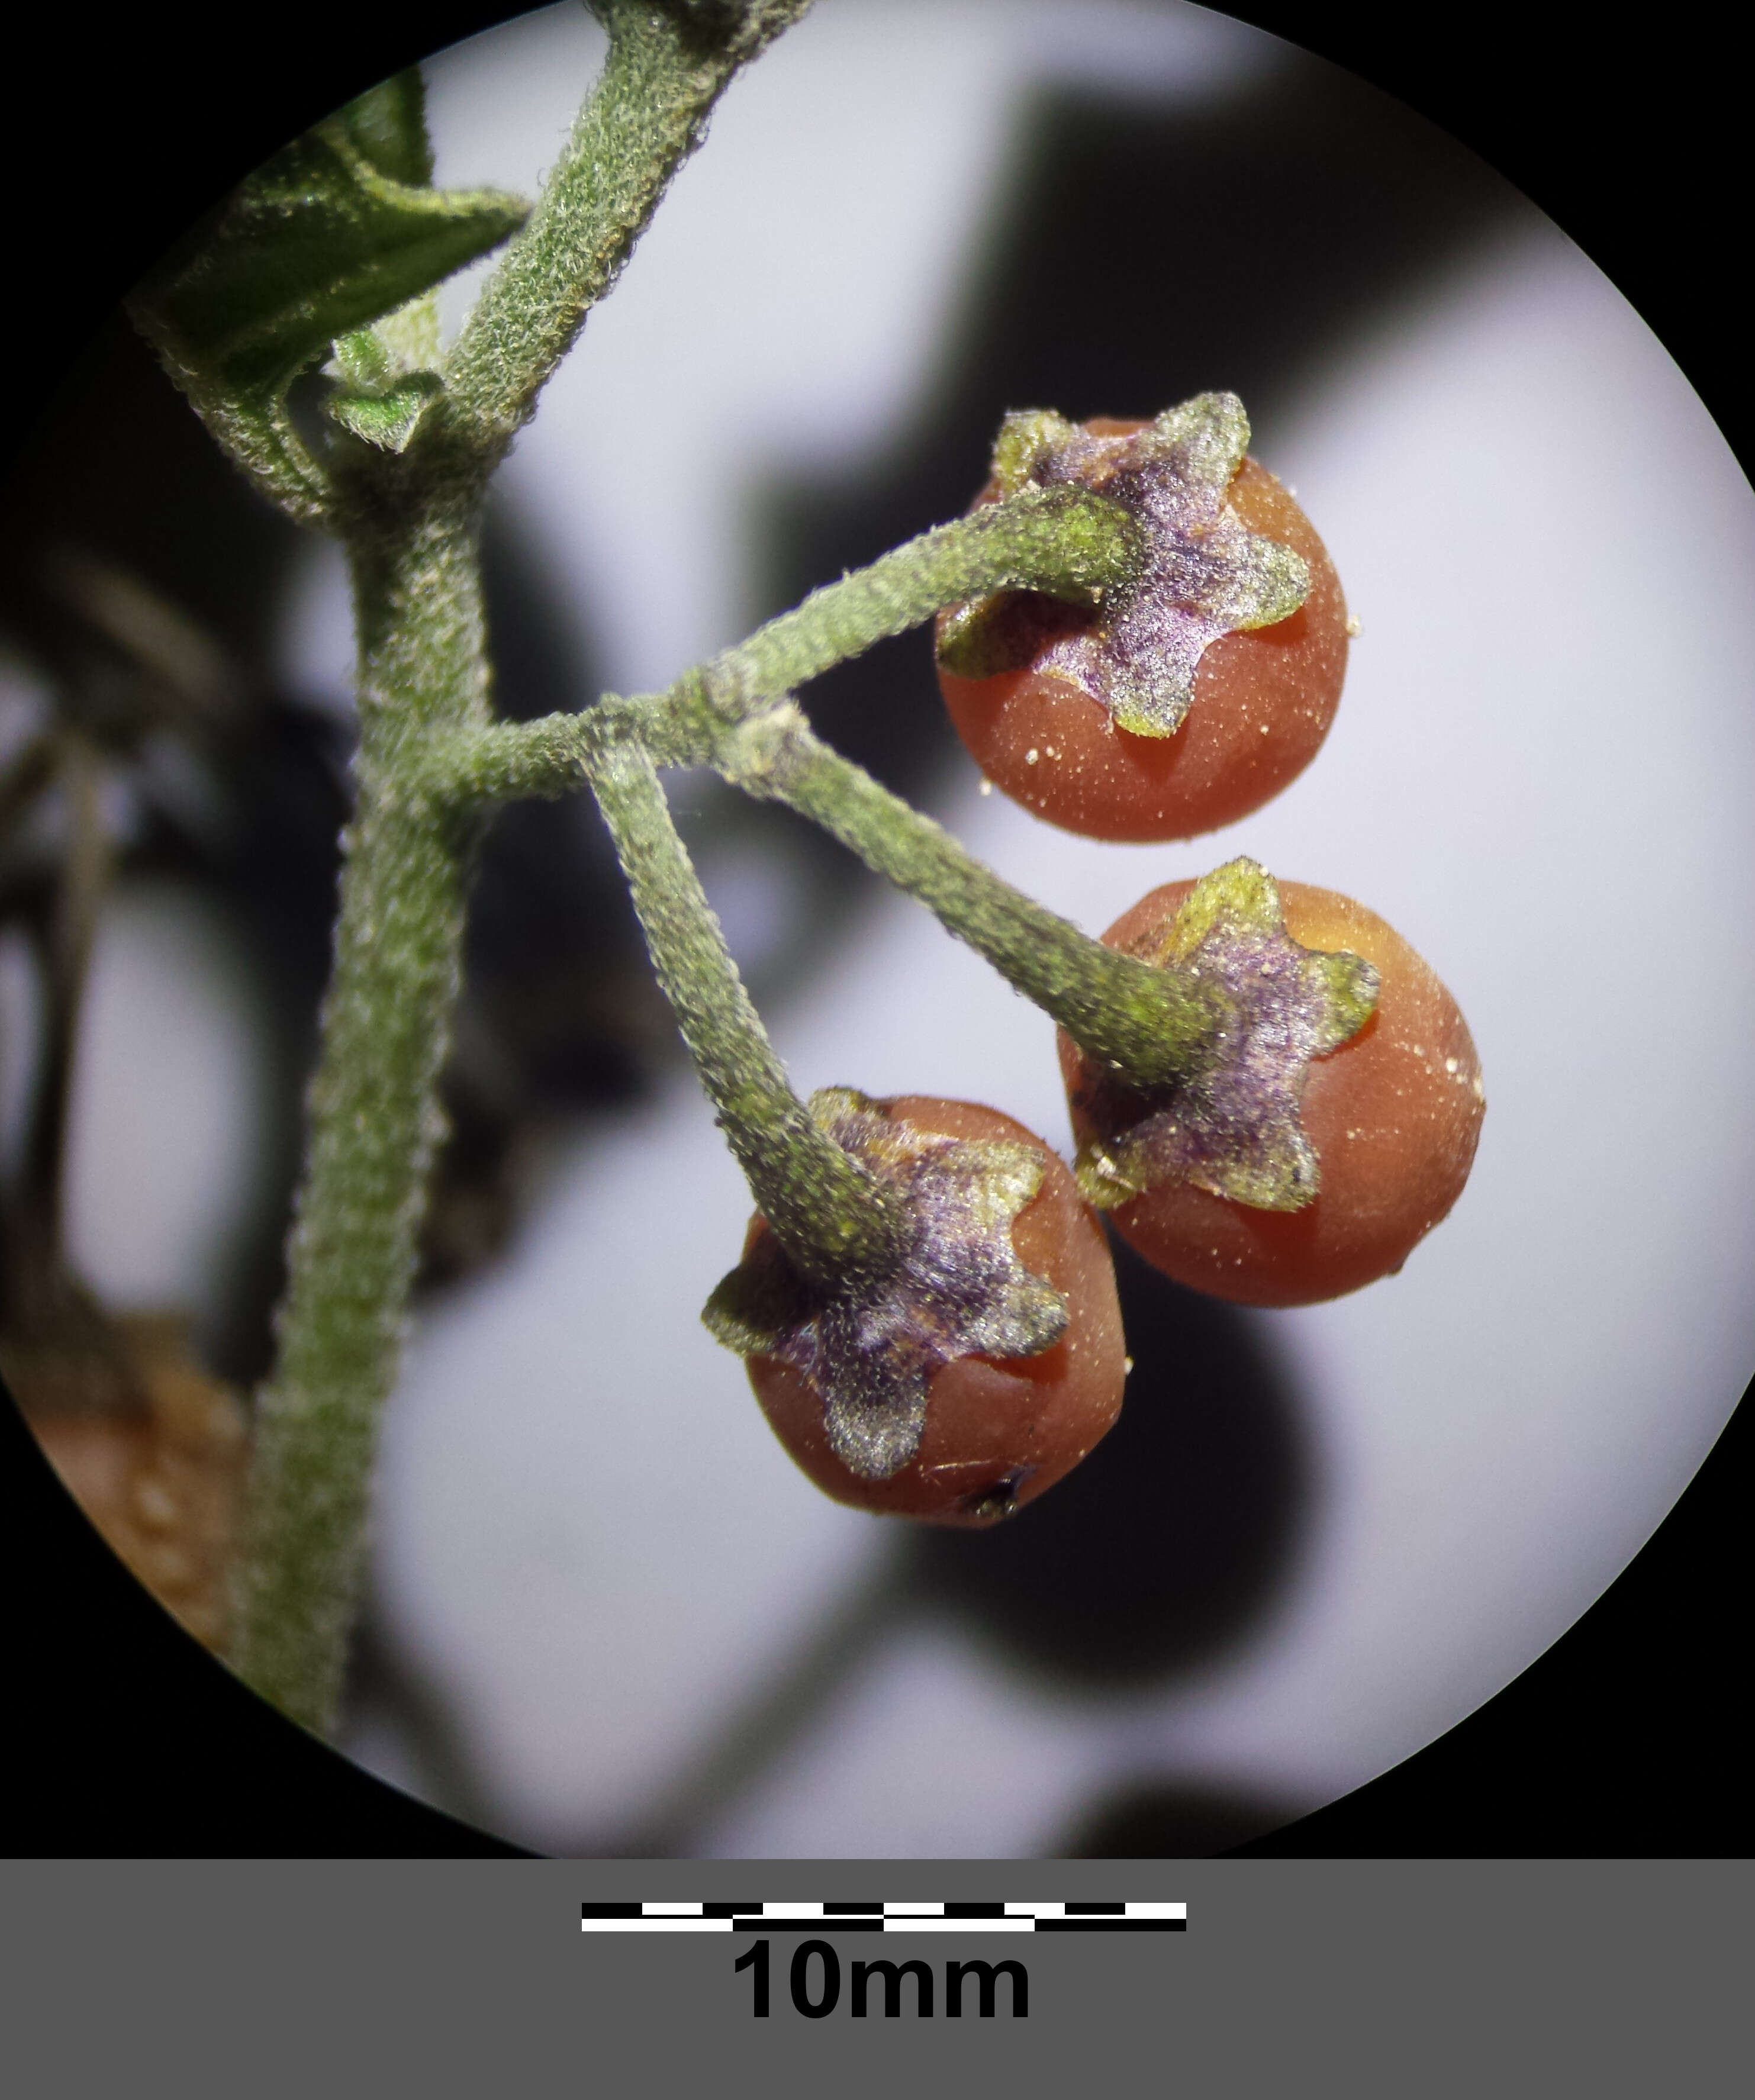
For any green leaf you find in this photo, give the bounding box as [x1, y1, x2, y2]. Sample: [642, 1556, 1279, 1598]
[333, 327, 396, 394]
[129, 72, 530, 521]
[332, 69, 435, 188]
[327, 371, 443, 454]
[143, 103, 526, 399]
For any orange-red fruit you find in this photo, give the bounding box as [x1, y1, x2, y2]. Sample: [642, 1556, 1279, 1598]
[938, 421, 1349, 842]
[746, 1097, 1126, 1525]
[1061, 886, 1484, 1307]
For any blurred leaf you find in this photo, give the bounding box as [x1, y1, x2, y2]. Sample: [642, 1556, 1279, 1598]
[332, 69, 435, 188]
[129, 72, 529, 519]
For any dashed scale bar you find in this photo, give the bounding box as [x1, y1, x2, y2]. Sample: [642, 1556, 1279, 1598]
[580, 1901, 1186, 1934]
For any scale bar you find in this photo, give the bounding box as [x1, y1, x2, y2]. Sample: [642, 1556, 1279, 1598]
[581, 1901, 1186, 1935]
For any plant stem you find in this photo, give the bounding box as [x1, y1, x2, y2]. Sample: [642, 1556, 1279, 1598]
[228, 500, 487, 1732]
[705, 485, 1140, 719]
[414, 475, 1213, 1088]
[416, 485, 1141, 804]
[735, 713, 1223, 1084]
[214, 0, 827, 1736]
[587, 736, 902, 1282]
[437, 0, 816, 483]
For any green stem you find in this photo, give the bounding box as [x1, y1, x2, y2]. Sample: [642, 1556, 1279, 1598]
[587, 737, 902, 1283]
[415, 486, 1141, 805]
[413, 476, 1210, 1087]
[735, 714, 1223, 1084]
[706, 485, 1140, 720]
[218, 0, 826, 1736]
[437, 0, 816, 483]
[228, 500, 488, 1733]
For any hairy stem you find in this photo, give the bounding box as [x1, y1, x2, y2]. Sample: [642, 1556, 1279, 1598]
[228, 501, 487, 1732]
[413, 475, 1212, 1086]
[733, 713, 1223, 1083]
[417, 486, 1141, 804]
[704, 485, 1140, 718]
[439, 0, 814, 482]
[216, 0, 826, 1734]
[587, 737, 901, 1282]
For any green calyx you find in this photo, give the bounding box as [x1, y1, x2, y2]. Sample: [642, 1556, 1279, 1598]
[703, 1089, 1068, 1480]
[935, 394, 1310, 733]
[1071, 858, 1379, 1213]
[128, 71, 529, 518]
[990, 407, 1082, 495]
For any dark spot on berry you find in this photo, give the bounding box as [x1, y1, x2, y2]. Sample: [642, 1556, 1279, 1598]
[957, 1469, 1033, 1522]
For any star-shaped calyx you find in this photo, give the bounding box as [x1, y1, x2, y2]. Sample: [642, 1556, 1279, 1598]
[1070, 860, 1379, 1212]
[935, 393, 1309, 736]
[702, 1090, 1069, 1480]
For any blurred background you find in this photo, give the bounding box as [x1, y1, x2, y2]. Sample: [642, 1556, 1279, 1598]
[3, 0, 1753, 1856]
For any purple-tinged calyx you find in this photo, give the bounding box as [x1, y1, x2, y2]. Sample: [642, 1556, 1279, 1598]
[1071, 859, 1379, 1212]
[703, 1089, 1068, 1480]
[935, 393, 1309, 736]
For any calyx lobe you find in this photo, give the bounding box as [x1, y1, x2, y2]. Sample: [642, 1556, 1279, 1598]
[1073, 859, 1379, 1212]
[704, 1090, 1068, 1479]
[936, 393, 1309, 736]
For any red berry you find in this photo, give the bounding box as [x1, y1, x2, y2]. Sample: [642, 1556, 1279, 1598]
[1060, 884, 1483, 1306]
[938, 417, 1349, 842]
[743, 1097, 1126, 1525]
